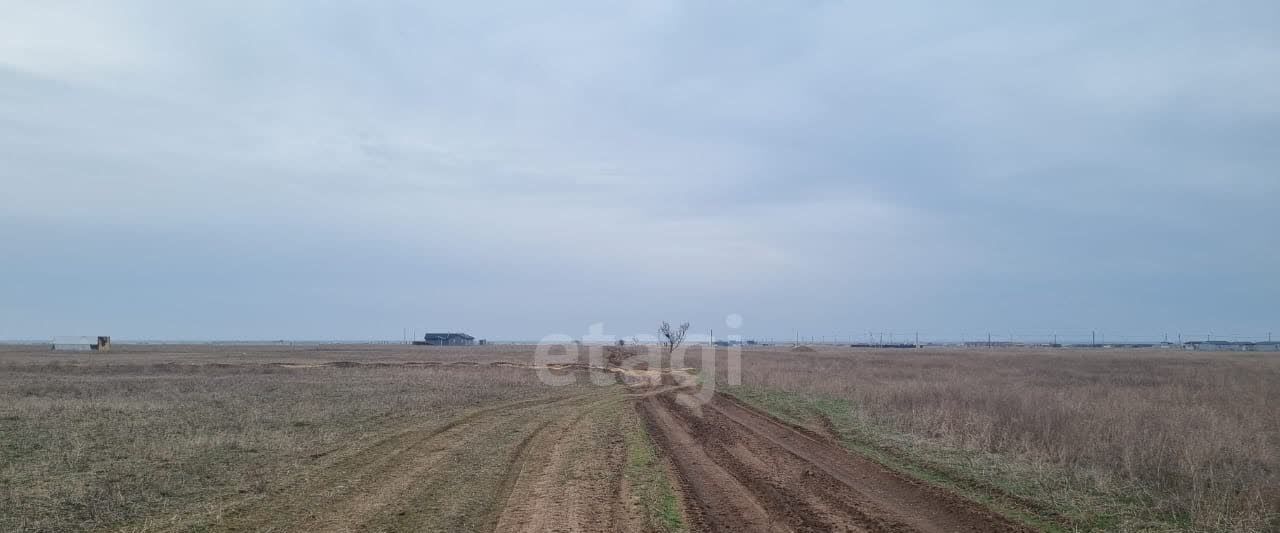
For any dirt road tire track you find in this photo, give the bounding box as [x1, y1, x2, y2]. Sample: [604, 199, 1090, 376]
[494, 397, 640, 533]
[152, 365, 1031, 533]
[178, 392, 603, 533]
[641, 392, 1033, 533]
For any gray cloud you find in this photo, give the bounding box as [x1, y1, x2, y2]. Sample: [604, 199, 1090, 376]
[1, 1, 1277, 341]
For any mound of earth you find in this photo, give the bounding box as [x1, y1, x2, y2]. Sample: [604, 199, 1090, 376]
[790, 345, 816, 352]
[605, 346, 638, 367]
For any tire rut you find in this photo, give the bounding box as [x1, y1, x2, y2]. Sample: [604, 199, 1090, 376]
[187, 392, 598, 532]
[641, 392, 1034, 533]
[494, 397, 637, 533]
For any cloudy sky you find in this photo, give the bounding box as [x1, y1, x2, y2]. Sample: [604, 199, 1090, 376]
[2, 1, 1277, 342]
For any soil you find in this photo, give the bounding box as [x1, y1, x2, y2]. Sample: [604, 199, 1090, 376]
[142, 359, 1034, 532]
[639, 388, 1034, 533]
[173, 389, 639, 533]
[494, 397, 639, 533]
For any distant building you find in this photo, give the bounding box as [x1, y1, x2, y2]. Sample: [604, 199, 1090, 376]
[51, 336, 111, 352]
[1185, 341, 1280, 352]
[962, 341, 1023, 348]
[415, 333, 476, 346]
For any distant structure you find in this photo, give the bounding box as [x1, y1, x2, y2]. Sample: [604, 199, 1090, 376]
[51, 336, 111, 352]
[962, 341, 1021, 348]
[1185, 341, 1280, 352]
[414, 332, 476, 346]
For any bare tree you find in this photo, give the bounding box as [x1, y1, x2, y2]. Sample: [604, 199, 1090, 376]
[659, 321, 690, 357]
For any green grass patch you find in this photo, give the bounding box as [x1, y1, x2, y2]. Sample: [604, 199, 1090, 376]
[621, 402, 685, 532]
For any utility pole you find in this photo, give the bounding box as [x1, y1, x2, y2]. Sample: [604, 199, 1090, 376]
[1091, 330, 1096, 347]
[987, 332, 992, 347]
[915, 331, 919, 347]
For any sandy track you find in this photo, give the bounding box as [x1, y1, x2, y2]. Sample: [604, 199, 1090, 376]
[640, 392, 1033, 533]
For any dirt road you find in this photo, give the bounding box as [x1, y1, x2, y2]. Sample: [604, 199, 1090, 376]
[151, 361, 1031, 532]
[640, 391, 1032, 533]
[493, 395, 639, 533]
[171, 385, 647, 533]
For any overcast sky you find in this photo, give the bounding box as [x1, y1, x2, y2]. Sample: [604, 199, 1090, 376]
[2, 1, 1277, 342]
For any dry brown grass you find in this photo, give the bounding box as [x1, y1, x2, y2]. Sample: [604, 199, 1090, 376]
[0, 345, 562, 532]
[716, 347, 1279, 532]
[7, 343, 1274, 531]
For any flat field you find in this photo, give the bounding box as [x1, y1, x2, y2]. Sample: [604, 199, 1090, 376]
[716, 346, 1280, 532]
[0, 344, 681, 532]
[0, 344, 1273, 532]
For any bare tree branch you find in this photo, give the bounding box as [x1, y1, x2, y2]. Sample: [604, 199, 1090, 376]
[660, 321, 690, 357]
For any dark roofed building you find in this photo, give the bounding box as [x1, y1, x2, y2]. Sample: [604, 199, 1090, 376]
[417, 333, 476, 346]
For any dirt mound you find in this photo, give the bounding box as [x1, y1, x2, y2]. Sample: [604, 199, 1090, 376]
[790, 345, 816, 352]
[605, 346, 638, 367]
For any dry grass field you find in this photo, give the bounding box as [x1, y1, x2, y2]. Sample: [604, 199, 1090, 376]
[0, 344, 681, 532]
[716, 347, 1280, 532]
[1, 343, 1274, 532]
